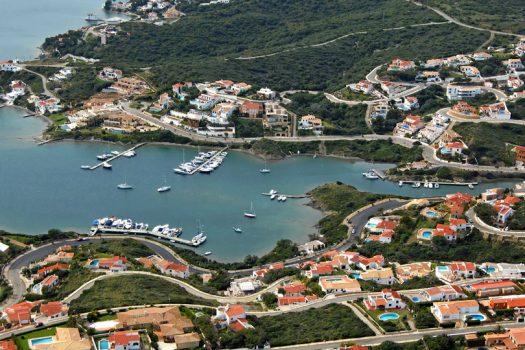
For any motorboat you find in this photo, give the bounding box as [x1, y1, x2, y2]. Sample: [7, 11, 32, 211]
[398, 181, 403, 186]
[204, 251, 212, 256]
[174, 168, 189, 175]
[199, 166, 213, 174]
[281, 196, 287, 202]
[158, 186, 171, 193]
[423, 182, 429, 188]
[363, 171, 379, 180]
[260, 168, 271, 174]
[111, 151, 120, 155]
[81, 165, 90, 169]
[269, 189, 278, 195]
[270, 194, 276, 200]
[233, 227, 242, 233]
[103, 162, 112, 169]
[428, 183, 434, 189]
[244, 201, 256, 218]
[435, 183, 440, 189]
[468, 184, 474, 190]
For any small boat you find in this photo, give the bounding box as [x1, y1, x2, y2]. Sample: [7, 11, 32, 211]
[428, 183, 434, 189]
[204, 251, 212, 256]
[117, 183, 133, 190]
[269, 189, 278, 195]
[363, 171, 379, 180]
[157, 176, 171, 193]
[259, 160, 271, 173]
[281, 195, 287, 202]
[313, 153, 317, 159]
[233, 227, 242, 233]
[103, 162, 112, 169]
[81, 165, 90, 169]
[435, 183, 440, 189]
[85, 13, 101, 22]
[170, 239, 176, 243]
[423, 182, 429, 188]
[468, 184, 474, 190]
[398, 181, 403, 187]
[244, 201, 256, 218]
[111, 151, 120, 155]
[270, 194, 276, 200]
[411, 182, 421, 188]
[174, 168, 189, 175]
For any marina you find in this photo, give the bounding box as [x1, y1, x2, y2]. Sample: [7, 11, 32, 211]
[89, 143, 146, 170]
[0, 107, 521, 261]
[174, 146, 229, 175]
[89, 217, 206, 247]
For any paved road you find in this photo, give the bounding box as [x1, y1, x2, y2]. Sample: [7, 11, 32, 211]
[1, 236, 195, 308]
[410, 1, 522, 38]
[272, 321, 525, 350]
[466, 208, 525, 238]
[20, 67, 55, 98]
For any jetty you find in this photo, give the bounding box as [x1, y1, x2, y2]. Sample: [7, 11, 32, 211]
[399, 180, 478, 187]
[261, 192, 309, 199]
[37, 139, 60, 146]
[22, 113, 38, 118]
[89, 143, 147, 170]
[187, 146, 229, 175]
[89, 226, 205, 247]
[371, 169, 385, 180]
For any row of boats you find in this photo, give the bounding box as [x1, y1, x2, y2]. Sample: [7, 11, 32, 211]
[174, 151, 228, 175]
[364, 169, 475, 189]
[267, 189, 287, 201]
[90, 217, 207, 246]
[97, 150, 136, 161]
[117, 176, 171, 192]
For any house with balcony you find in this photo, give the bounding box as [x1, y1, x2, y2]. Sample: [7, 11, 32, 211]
[365, 289, 406, 310]
[430, 299, 480, 324]
[394, 115, 424, 136]
[388, 58, 415, 71]
[479, 102, 511, 120]
[319, 276, 361, 294]
[298, 115, 324, 136]
[446, 84, 482, 100]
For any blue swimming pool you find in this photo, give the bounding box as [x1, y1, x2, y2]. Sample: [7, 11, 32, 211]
[421, 230, 433, 239]
[467, 314, 486, 321]
[411, 296, 421, 302]
[99, 339, 110, 350]
[379, 313, 400, 321]
[425, 211, 440, 217]
[482, 267, 496, 273]
[366, 223, 377, 228]
[31, 337, 54, 346]
[437, 266, 449, 272]
[351, 273, 361, 279]
[89, 259, 99, 267]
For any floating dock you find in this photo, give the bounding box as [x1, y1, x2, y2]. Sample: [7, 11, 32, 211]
[187, 146, 229, 175]
[89, 226, 205, 247]
[89, 143, 147, 170]
[371, 169, 385, 180]
[261, 192, 309, 199]
[398, 180, 477, 187]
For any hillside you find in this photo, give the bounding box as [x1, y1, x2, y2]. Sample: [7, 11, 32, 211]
[44, 0, 489, 91]
[421, 0, 525, 35]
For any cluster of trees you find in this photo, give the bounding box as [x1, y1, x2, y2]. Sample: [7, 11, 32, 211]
[287, 93, 369, 135]
[453, 122, 525, 166]
[508, 201, 525, 230]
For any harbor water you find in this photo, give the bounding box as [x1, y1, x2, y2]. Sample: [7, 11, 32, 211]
[0, 108, 520, 261]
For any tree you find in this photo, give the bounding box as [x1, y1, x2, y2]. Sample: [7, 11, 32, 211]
[261, 292, 278, 309]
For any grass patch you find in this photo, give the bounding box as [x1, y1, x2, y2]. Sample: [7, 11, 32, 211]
[69, 275, 218, 313]
[14, 327, 57, 350]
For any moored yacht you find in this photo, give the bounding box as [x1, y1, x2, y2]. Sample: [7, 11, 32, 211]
[244, 201, 256, 218]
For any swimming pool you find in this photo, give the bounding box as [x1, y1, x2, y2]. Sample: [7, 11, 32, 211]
[467, 314, 486, 321]
[436, 266, 449, 272]
[379, 313, 400, 321]
[99, 339, 110, 350]
[482, 266, 496, 273]
[351, 273, 361, 279]
[421, 230, 433, 239]
[89, 259, 99, 267]
[411, 296, 421, 302]
[30, 337, 54, 346]
[425, 211, 440, 217]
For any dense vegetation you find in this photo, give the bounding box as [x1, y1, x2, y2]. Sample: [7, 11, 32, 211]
[252, 304, 374, 346]
[287, 93, 369, 134]
[69, 275, 217, 313]
[42, 0, 488, 92]
[309, 182, 389, 245]
[453, 123, 525, 166]
[422, 0, 525, 34]
[508, 201, 525, 230]
[249, 138, 423, 164]
[508, 99, 525, 120]
[74, 238, 155, 259]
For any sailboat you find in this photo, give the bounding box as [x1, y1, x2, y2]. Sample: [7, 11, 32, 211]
[259, 159, 271, 173]
[244, 201, 256, 218]
[157, 176, 171, 193]
[233, 226, 242, 233]
[117, 173, 133, 190]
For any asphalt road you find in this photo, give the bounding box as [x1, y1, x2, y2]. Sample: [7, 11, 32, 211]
[1, 236, 188, 308]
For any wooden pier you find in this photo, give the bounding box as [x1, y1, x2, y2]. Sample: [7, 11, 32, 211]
[261, 192, 309, 199]
[89, 226, 205, 247]
[89, 143, 147, 170]
[187, 146, 229, 175]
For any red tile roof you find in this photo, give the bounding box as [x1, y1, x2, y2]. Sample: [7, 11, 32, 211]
[40, 301, 64, 317]
[109, 330, 140, 347]
[225, 304, 245, 318]
[470, 280, 517, 291]
[0, 340, 17, 350]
